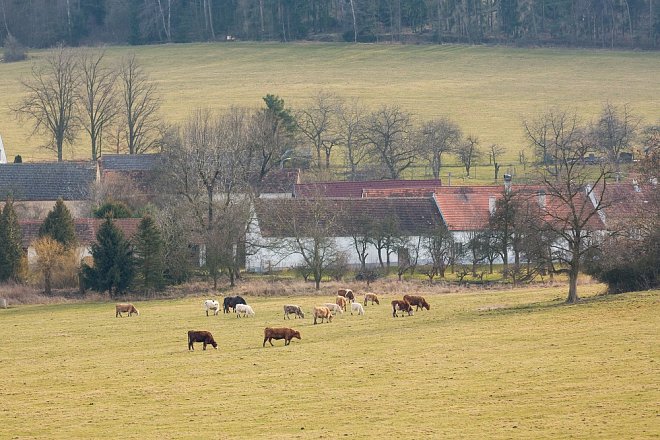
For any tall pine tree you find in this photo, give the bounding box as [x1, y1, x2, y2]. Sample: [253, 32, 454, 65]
[133, 216, 165, 294]
[0, 198, 24, 282]
[39, 199, 77, 248]
[83, 217, 135, 297]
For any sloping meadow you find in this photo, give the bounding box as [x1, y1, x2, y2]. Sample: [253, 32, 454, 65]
[0, 285, 657, 439]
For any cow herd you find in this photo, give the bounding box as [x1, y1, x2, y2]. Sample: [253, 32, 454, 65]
[114, 289, 430, 351]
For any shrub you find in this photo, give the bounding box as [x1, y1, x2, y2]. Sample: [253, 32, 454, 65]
[93, 201, 133, 219]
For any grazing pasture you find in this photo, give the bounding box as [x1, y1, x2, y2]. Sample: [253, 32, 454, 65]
[0, 286, 657, 439]
[1, 43, 658, 165]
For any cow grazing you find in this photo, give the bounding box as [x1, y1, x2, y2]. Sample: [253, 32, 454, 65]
[235, 303, 255, 318]
[323, 303, 344, 315]
[188, 330, 218, 350]
[313, 306, 334, 324]
[263, 327, 301, 347]
[336, 296, 347, 311]
[223, 296, 247, 313]
[337, 288, 355, 303]
[204, 299, 220, 316]
[363, 293, 380, 306]
[283, 305, 305, 320]
[403, 294, 431, 311]
[115, 303, 139, 317]
[351, 302, 365, 316]
[391, 300, 414, 318]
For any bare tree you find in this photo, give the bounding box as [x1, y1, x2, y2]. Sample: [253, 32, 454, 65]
[525, 109, 613, 303]
[118, 54, 161, 154]
[593, 102, 641, 171]
[364, 105, 416, 179]
[337, 97, 369, 180]
[161, 108, 254, 288]
[13, 45, 80, 161]
[455, 135, 482, 177]
[296, 91, 340, 169]
[524, 109, 582, 177]
[267, 197, 344, 290]
[421, 224, 454, 279]
[489, 143, 505, 180]
[418, 116, 462, 179]
[78, 48, 118, 160]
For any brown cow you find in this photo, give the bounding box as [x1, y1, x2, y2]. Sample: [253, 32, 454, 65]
[188, 330, 218, 350]
[263, 327, 301, 347]
[337, 288, 355, 303]
[335, 296, 347, 311]
[403, 294, 430, 311]
[313, 306, 334, 324]
[363, 293, 380, 306]
[391, 300, 414, 318]
[115, 303, 139, 317]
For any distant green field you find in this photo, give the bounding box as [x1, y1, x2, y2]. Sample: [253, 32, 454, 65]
[0, 285, 657, 439]
[0, 43, 658, 168]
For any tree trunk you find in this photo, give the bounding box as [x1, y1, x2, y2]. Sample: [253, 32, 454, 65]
[567, 267, 579, 303]
[44, 268, 52, 295]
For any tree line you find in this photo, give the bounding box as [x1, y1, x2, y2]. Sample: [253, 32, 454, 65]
[0, 0, 658, 50]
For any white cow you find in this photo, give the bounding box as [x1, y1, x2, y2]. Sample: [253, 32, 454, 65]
[323, 303, 344, 315]
[351, 302, 365, 316]
[235, 303, 255, 318]
[204, 299, 220, 316]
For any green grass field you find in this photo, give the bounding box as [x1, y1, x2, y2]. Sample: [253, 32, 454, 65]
[1, 43, 658, 167]
[0, 285, 657, 439]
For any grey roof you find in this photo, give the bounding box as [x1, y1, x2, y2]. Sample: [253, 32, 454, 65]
[0, 162, 96, 201]
[99, 154, 162, 171]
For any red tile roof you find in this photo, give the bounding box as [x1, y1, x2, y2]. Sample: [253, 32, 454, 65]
[592, 181, 656, 227]
[20, 218, 141, 248]
[294, 179, 442, 198]
[433, 186, 505, 231]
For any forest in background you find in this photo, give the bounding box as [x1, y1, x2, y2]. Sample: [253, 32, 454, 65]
[0, 0, 658, 50]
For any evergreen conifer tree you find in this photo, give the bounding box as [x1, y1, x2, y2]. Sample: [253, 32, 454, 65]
[39, 199, 77, 248]
[134, 216, 165, 293]
[0, 198, 24, 282]
[83, 217, 135, 296]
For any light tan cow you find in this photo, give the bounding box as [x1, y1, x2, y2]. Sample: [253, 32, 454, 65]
[313, 306, 334, 324]
[115, 303, 139, 317]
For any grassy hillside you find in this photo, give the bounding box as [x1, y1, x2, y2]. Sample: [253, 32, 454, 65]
[1, 43, 658, 166]
[0, 284, 657, 439]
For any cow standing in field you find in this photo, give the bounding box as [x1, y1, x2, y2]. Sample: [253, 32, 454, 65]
[403, 294, 430, 311]
[323, 303, 343, 315]
[337, 288, 355, 303]
[391, 300, 414, 317]
[283, 305, 305, 319]
[115, 303, 139, 317]
[204, 299, 220, 316]
[363, 293, 380, 306]
[235, 304, 255, 317]
[313, 306, 334, 324]
[263, 327, 301, 347]
[223, 296, 247, 313]
[351, 302, 365, 315]
[188, 330, 218, 350]
[336, 296, 347, 311]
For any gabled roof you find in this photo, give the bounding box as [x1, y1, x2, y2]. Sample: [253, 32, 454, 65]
[20, 218, 141, 248]
[254, 197, 443, 237]
[589, 181, 655, 227]
[258, 168, 301, 194]
[294, 179, 442, 199]
[0, 162, 96, 201]
[98, 154, 162, 172]
[433, 186, 504, 231]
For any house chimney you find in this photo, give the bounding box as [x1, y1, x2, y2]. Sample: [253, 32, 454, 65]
[537, 190, 546, 208]
[503, 174, 512, 194]
[488, 196, 497, 215]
